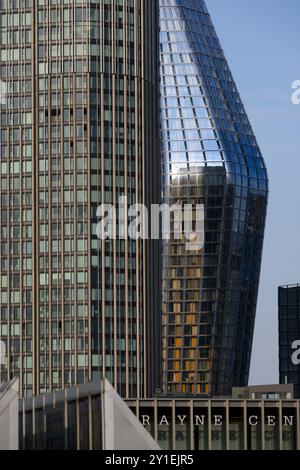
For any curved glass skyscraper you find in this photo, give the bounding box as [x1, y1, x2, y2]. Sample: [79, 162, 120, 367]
[160, 0, 268, 396]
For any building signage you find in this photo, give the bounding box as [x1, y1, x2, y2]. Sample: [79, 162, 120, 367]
[141, 414, 295, 427]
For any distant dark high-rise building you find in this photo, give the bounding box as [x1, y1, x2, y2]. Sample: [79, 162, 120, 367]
[0, 0, 160, 399]
[160, 0, 268, 396]
[279, 284, 300, 398]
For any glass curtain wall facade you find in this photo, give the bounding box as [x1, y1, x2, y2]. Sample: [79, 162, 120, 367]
[0, 0, 160, 399]
[279, 285, 300, 398]
[160, 0, 268, 396]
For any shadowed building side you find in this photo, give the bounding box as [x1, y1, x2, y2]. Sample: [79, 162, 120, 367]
[279, 285, 300, 399]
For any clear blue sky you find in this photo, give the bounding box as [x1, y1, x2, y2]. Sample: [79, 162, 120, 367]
[206, 0, 300, 385]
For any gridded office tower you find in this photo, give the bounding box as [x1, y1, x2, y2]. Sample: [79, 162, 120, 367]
[0, 0, 160, 398]
[160, 0, 268, 396]
[279, 285, 300, 399]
